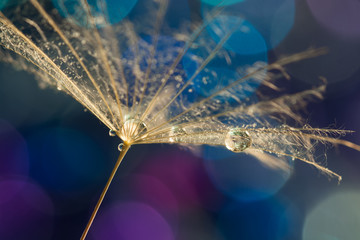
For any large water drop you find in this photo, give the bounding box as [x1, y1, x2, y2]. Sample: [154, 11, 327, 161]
[119, 118, 148, 141]
[225, 129, 252, 152]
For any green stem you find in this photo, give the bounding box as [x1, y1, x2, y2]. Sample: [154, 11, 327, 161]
[80, 143, 131, 240]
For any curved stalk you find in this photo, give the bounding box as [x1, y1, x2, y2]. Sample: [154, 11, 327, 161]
[80, 143, 131, 240]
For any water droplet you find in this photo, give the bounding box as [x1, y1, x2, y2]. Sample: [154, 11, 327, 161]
[225, 129, 252, 152]
[169, 126, 186, 143]
[175, 75, 182, 82]
[119, 118, 148, 142]
[109, 129, 116, 137]
[118, 143, 124, 151]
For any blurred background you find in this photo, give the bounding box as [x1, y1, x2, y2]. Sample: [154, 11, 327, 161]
[1, 0, 360, 239]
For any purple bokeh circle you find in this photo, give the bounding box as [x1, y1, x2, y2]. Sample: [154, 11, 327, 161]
[92, 201, 175, 240]
[0, 119, 29, 178]
[307, 0, 360, 38]
[0, 178, 54, 239]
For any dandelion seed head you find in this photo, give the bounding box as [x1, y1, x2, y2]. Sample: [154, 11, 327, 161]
[0, 0, 358, 209]
[2, 0, 360, 238]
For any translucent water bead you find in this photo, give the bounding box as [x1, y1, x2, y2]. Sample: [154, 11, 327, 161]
[225, 129, 252, 152]
[109, 129, 116, 137]
[169, 126, 186, 143]
[119, 118, 148, 142]
[118, 143, 124, 151]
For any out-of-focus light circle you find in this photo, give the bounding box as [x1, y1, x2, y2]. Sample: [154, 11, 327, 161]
[202, 0, 295, 50]
[182, 34, 267, 100]
[52, 0, 137, 27]
[134, 148, 224, 211]
[164, 0, 190, 28]
[0, 178, 54, 239]
[175, 209, 221, 240]
[0, 119, 29, 178]
[130, 174, 178, 216]
[307, 0, 360, 38]
[92, 201, 175, 240]
[133, 148, 225, 212]
[303, 191, 360, 240]
[201, 0, 244, 6]
[182, 55, 267, 101]
[0, 0, 25, 10]
[139, 150, 201, 207]
[207, 15, 268, 55]
[28, 127, 106, 194]
[190, 67, 262, 99]
[269, 0, 295, 48]
[0, 0, 8, 9]
[218, 198, 296, 240]
[203, 146, 292, 201]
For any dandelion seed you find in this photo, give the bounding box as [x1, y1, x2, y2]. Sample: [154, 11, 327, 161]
[0, 0, 360, 239]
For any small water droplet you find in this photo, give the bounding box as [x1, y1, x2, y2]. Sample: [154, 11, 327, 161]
[169, 126, 186, 143]
[175, 75, 182, 82]
[109, 129, 116, 137]
[118, 143, 124, 151]
[225, 129, 252, 152]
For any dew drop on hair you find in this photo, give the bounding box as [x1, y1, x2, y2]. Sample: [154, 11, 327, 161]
[225, 129, 252, 152]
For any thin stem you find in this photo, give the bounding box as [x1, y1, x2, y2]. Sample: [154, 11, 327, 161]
[80, 143, 131, 240]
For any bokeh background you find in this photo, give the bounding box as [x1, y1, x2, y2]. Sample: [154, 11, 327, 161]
[1, 0, 360, 239]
